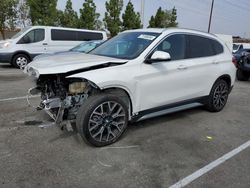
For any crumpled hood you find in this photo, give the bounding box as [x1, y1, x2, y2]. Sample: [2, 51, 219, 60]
[33, 51, 78, 61]
[25, 53, 127, 76]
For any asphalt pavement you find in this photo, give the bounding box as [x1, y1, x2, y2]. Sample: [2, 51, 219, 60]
[0, 63, 249, 188]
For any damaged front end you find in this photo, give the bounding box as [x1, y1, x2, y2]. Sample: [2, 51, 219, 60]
[27, 74, 98, 126]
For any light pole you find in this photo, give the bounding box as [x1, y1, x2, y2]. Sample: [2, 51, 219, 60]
[141, 0, 145, 27]
[208, 0, 215, 33]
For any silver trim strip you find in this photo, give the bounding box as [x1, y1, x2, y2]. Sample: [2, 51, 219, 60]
[138, 103, 203, 121]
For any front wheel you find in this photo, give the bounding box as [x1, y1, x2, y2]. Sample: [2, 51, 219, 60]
[12, 54, 30, 69]
[205, 79, 229, 112]
[76, 94, 128, 147]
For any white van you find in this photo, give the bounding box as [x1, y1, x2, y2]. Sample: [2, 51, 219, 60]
[0, 26, 107, 68]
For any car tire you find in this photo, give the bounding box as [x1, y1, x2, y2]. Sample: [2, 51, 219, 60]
[12, 54, 30, 69]
[76, 94, 128, 147]
[236, 69, 249, 81]
[205, 79, 229, 112]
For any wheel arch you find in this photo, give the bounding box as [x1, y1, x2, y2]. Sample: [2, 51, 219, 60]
[101, 87, 134, 119]
[216, 74, 232, 88]
[11, 51, 31, 63]
[66, 76, 135, 119]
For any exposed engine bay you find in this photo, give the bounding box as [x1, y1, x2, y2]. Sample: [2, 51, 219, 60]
[28, 74, 97, 125]
[24, 59, 127, 128]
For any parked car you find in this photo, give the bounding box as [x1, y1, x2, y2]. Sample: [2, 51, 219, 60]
[233, 48, 250, 62]
[233, 43, 250, 53]
[233, 50, 250, 81]
[0, 26, 107, 68]
[33, 40, 104, 63]
[24, 28, 236, 146]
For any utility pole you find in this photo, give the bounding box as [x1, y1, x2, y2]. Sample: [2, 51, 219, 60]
[208, 0, 214, 33]
[141, 0, 145, 28]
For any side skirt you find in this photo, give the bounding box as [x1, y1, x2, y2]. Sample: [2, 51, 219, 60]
[131, 96, 208, 122]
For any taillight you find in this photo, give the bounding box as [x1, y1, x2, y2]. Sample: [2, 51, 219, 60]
[232, 56, 237, 67]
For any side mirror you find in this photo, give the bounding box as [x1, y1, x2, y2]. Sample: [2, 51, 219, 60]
[145, 51, 171, 64]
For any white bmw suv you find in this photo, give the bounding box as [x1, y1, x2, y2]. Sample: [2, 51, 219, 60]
[25, 28, 236, 146]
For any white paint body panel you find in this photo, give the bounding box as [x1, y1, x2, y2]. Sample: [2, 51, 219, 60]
[215, 34, 233, 52]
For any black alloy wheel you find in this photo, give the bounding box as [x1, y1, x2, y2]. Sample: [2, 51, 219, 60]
[206, 79, 229, 112]
[76, 94, 128, 147]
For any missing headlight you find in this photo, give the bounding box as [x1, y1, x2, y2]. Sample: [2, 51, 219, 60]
[69, 82, 87, 94]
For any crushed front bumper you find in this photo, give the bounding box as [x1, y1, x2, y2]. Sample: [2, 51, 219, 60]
[27, 87, 67, 125]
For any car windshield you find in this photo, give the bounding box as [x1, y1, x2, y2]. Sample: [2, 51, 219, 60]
[11, 27, 31, 39]
[233, 44, 240, 51]
[70, 41, 102, 53]
[89, 32, 160, 59]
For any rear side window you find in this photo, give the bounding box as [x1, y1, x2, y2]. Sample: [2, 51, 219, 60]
[51, 29, 103, 41]
[156, 34, 186, 60]
[211, 40, 224, 55]
[18, 29, 45, 44]
[77, 31, 103, 41]
[187, 35, 214, 58]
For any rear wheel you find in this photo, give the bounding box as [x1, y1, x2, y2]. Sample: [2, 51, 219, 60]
[76, 94, 128, 147]
[236, 69, 249, 81]
[12, 54, 30, 69]
[205, 79, 229, 112]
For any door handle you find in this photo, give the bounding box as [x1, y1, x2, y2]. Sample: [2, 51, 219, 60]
[212, 61, 219, 64]
[177, 65, 188, 70]
[43, 43, 48, 45]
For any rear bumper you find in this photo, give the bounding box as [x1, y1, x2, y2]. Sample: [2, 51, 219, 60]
[0, 52, 13, 63]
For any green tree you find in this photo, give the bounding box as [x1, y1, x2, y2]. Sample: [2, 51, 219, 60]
[148, 7, 178, 28]
[60, 0, 78, 28]
[149, 16, 155, 28]
[56, 10, 64, 26]
[104, 0, 123, 37]
[122, 1, 142, 30]
[27, 0, 58, 26]
[169, 7, 178, 27]
[0, 0, 17, 39]
[79, 0, 99, 30]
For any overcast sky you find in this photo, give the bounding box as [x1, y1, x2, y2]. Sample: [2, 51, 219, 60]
[57, 0, 250, 38]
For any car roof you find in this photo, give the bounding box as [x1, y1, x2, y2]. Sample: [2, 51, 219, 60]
[123, 28, 218, 39]
[28, 26, 106, 34]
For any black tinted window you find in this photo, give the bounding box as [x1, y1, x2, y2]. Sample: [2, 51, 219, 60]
[77, 31, 103, 40]
[18, 29, 45, 44]
[156, 34, 186, 60]
[187, 35, 214, 58]
[51, 29, 103, 41]
[212, 40, 223, 54]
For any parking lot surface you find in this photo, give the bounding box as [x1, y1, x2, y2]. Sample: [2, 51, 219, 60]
[0, 63, 249, 188]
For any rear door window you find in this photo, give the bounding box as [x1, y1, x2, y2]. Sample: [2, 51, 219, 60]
[211, 40, 224, 55]
[51, 29, 103, 41]
[77, 31, 103, 41]
[51, 30, 77, 41]
[187, 35, 214, 58]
